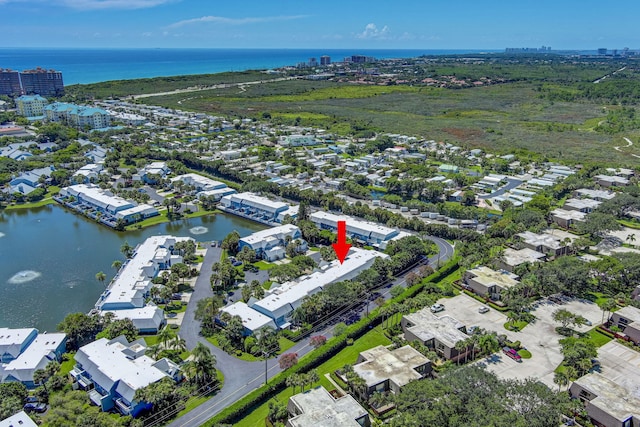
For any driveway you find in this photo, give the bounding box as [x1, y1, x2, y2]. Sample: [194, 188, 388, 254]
[437, 294, 603, 387]
[478, 178, 524, 199]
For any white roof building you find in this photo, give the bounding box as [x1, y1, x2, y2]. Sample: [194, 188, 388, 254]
[95, 236, 191, 331]
[220, 302, 276, 334]
[1, 332, 67, 385]
[171, 173, 227, 191]
[0, 328, 37, 363]
[103, 306, 165, 334]
[310, 211, 399, 245]
[239, 224, 301, 253]
[0, 411, 38, 427]
[60, 184, 133, 214]
[287, 386, 370, 427]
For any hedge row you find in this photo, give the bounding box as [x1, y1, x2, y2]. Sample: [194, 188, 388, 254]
[205, 257, 460, 426]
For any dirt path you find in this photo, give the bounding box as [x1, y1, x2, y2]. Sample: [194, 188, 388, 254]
[614, 137, 640, 159]
[131, 76, 298, 99]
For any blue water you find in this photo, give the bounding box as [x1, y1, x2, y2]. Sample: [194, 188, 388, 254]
[0, 48, 498, 85]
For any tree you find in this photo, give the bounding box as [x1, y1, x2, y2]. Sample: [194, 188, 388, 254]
[195, 296, 221, 336]
[552, 308, 578, 330]
[120, 241, 134, 258]
[268, 401, 288, 425]
[598, 298, 617, 325]
[33, 369, 49, 392]
[221, 230, 241, 255]
[279, 352, 298, 370]
[97, 318, 138, 342]
[309, 335, 327, 348]
[390, 285, 405, 298]
[158, 326, 176, 349]
[58, 312, 100, 349]
[190, 342, 217, 385]
[95, 271, 106, 285]
[111, 260, 122, 271]
[0, 382, 27, 419]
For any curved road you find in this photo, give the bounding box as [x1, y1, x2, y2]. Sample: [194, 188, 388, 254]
[167, 236, 454, 427]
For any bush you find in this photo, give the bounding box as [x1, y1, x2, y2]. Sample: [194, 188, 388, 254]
[346, 338, 354, 346]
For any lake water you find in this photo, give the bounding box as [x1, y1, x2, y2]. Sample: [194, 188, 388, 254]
[0, 205, 265, 331]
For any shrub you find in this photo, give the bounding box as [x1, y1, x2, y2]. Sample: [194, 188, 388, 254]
[309, 335, 327, 348]
[279, 353, 299, 370]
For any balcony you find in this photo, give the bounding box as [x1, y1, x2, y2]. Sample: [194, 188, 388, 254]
[115, 398, 132, 415]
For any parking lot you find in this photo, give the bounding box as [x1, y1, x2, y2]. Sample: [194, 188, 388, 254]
[437, 294, 604, 388]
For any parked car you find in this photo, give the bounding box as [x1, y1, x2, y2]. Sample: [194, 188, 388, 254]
[232, 261, 243, 267]
[584, 319, 593, 326]
[244, 264, 258, 272]
[502, 347, 522, 362]
[478, 306, 490, 314]
[23, 403, 47, 413]
[430, 303, 445, 313]
[171, 293, 182, 300]
[24, 396, 39, 404]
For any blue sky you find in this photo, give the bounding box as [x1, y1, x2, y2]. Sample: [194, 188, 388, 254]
[1, 0, 638, 49]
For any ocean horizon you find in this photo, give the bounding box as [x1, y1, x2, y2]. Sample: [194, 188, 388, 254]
[0, 47, 500, 85]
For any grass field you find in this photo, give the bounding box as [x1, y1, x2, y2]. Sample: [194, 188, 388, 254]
[137, 78, 636, 165]
[235, 326, 391, 427]
[4, 186, 60, 210]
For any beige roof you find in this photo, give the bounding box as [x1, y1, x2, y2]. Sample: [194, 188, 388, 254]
[354, 345, 430, 388]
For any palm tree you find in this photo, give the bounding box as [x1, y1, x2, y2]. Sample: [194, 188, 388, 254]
[286, 374, 300, 394]
[33, 369, 48, 392]
[369, 391, 388, 409]
[146, 344, 162, 359]
[157, 326, 175, 350]
[120, 241, 134, 258]
[306, 369, 319, 388]
[627, 233, 636, 246]
[598, 298, 617, 325]
[111, 260, 123, 271]
[95, 271, 106, 285]
[45, 360, 60, 377]
[553, 370, 570, 392]
[171, 336, 187, 353]
[564, 366, 578, 381]
[454, 339, 468, 364]
[191, 342, 217, 385]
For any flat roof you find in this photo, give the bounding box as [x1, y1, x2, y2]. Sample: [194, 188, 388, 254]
[564, 198, 601, 210]
[614, 306, 640, 324]
[97, 235, 190, 308]
[2, 333, 66, 381]
[62, 184, 133, 210]
[502, 247, 546, 267]
[0, 411, 38, 427]
[240, 224, 299, 246]
[354, 345, 429, 388]
[466, 266, 520, 288]
[75, 337, 168, 402]
[288, 386, 367, 427]
[404, 309, 469, 348]
[310, 211, 398, 240]
[220, 302, 276, 332]
[0, 328, 36, 350]
[550, 208, 587, 222]
[575, 188, 616, 200]
[222, 192, 290, 212]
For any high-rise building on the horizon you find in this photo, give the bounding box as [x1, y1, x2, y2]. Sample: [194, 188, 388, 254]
[320, 55, 331, 66]
[598, 48, 607, 55]
[0, 68, 22, 96]
[20, 68, 65, 96]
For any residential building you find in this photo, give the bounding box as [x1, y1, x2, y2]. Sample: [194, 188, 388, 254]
[0, 328, 67, 388]
[351, 345, 431, 399]
[73, 163, 103, 183]
[57, 184, 158, 227]
[6, 166, 55, 195]
[463, 266, 520, 300]
[71, 336, 180, 417]
[0, 411, 38, 427]
[515, 230, 573, 256]
[219, 192, 298, 225]
[136, 162, 170, 183]
[574, 189, 616, 202]
[281, 135, 319, 147]
[563, 198, 601, 213]
[0, 68, 22, 96]
[227, 248, 388, 332]
[219, 302, 277, 336]
[569, 341, 640, 427]
[171, 173, 226, 192]
[20, 68, 64, 96]
[550, 208, 586, 228]
[94, 235, 190, 332]
[238, 224, 303, 261]
[610, 306, 640, 344]
[286, 386, 370, 427]
[496, 247, 546, 273]
[15, 95, 48, 119]
[595, 175, 630, 187]
[438, 164, 459, 174]
[44, 103, 111, 129]
[402, 308, 471, 361]
[310, 211, 399, 246]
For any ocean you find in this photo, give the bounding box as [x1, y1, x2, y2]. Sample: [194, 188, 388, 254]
[0, 48, 498, 85]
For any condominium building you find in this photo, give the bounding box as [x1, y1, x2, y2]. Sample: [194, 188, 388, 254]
[20, 68, 64, 96]
[44, 102, 111, 129]
[0, 69, 22, 96]
[402, 308, 471, 362]
[310, 211, 399, 246]
[286, 386, 370, 427]
[15, 95, 48, 119]
[219, 192, 299, 225]
[238, 224, 303, 261]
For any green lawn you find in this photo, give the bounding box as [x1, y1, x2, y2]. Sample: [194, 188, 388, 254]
[585, 328, 614, 347]
[184, 209, 220, 219]
[254, 260, 276, 270]
[235, 326, 391, 427]
[177, 369, 226, 417]
[517, 349, 532, 359]
[5, 186, 60, 210]
[504, 320, 529, 332]
[59, 353, 76, 376]
[125, 209, 170, 230]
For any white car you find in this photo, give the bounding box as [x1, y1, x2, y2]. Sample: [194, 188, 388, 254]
[478, 306, 490, 314]
[430, 303, 445, 313]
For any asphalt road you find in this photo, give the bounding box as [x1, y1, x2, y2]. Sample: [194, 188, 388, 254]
[166, 237, 454, 427]
[477, 178, 523, 200]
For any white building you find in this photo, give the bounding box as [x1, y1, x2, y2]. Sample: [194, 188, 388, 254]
[0, 411, 38, 427]
[238, 224, 303, 261]
[219, 302, 277, 336]
[15, 95, 48, 119]
[310, 211, 399, 246]
[0, 328, 67, 388]
[220, 192, 299, 225]
[231, 248, 388, 331]
[73, 163, 103, 183]
[286, 386, 370, 427]
[71, 336, 180, 417]
[171, 173, 227, 192]
[95, 235, 191, 332]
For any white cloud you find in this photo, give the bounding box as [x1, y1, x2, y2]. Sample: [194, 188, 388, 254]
[357, 23, 390, 40]
[168, 14, 307, 29]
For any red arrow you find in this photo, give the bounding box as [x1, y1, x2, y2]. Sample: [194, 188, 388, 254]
[332, 220, 351, 264]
